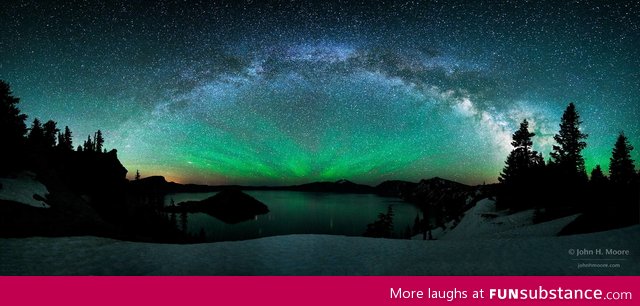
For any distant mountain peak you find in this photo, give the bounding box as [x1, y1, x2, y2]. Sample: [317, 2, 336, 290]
[335, 179, 353, 185]
[291, 179, 373, 193]
[418, 176, 466, 187]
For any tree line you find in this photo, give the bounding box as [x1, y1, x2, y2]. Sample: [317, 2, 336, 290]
[23, 117, 106, 153]
[1, 80, 109, 173]
[498, 102, 638, 227]
[2, 80, 195, 242]
[500, 103, 637, 193]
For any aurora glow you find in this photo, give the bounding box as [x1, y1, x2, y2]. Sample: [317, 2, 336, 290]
[1, 1, 638, 185]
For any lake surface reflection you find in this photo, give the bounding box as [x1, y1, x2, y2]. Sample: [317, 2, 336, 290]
[164, 191, 420, 241]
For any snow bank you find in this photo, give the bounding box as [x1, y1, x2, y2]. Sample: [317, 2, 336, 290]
[443, 199, 537, 240]
[413, 198, 580, 240]
[0, 172, 49, 208]
[1, 225, 638, 275]
[493, 214, 580, 238]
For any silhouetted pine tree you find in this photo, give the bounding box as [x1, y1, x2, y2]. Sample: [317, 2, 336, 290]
[64, 126, 73, 150]
[58, 126, 73, 151]
[135, 169, 141, 180]
[550, 103, 588, 181]
[94, 130, 104, 153]
[609, 132, 636, 185]
[83, 135, 94, 152]
[0, 80, 28, 172]
[363, 205, 394, 238]
[42, 120, 59, 148]
[584, 164, 609, 211]
[27, 118, 44, 149]
[590, 165, 608, 185]
[77, 145, 83, 152]
[57, 132, 64, 149]
[498, 119, 544, 209]
[499, 119, 542, 184]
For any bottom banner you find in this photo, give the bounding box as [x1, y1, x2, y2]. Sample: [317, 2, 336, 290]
[0, 276, 637, 305]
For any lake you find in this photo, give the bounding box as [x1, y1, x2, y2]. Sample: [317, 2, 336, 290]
[163, 191, 421, 242]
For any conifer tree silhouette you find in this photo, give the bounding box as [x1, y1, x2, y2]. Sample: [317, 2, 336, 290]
[609, 132, 636, 185]
[499, 119, 543, 184]
[0, 80, 28, 172]
[83, 135, 94, 152]
[364, 205, 394, 238]
[57, 132, 64, 149]
[94, 130, 104, 153]
[590, 165, 608, 185]
[27, 118, 44, 150]
[550, 103, 588, 181]
[64, 126, 73, 150]
[498, 119, 545, 210]
[43, 120, 59, 148]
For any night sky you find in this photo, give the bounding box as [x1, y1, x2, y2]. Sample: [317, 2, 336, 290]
[1, 0, 638, 186]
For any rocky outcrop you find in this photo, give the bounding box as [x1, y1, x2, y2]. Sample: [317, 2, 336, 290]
[34, 149, 127, 195]
[376, 177, 483, 228]
[375, 180, 418, 198]
[407, 177, 472, 204]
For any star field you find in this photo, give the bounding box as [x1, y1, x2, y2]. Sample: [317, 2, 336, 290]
[1, 0, 638, 185]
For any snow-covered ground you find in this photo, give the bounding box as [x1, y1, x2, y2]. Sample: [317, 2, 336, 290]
[445, 198, 582, 239]
[414, 199, 579, 240]
[0, 172, 50, 208]
[1, 196, 636, 275]
[0, 225, 637, 275]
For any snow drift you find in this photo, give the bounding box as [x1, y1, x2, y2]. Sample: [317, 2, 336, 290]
[1, 225, 637, 275]
[0, 172, 49, 208]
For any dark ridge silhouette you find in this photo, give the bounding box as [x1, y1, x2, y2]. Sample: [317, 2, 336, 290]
[34, 149, 129, 220]
[374, 180, 418, 198]
[163, 189, 269, 224]
[129, 176, 181, 193]
[374, 177, 492, 239]
[129, 176, 376, 194]
[407, 177, 477, 230]
[406, 177, 471, 203]
[129, 176, 480, 204]
[286, 179, 374, 193]
[129, 175, 245, 194]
